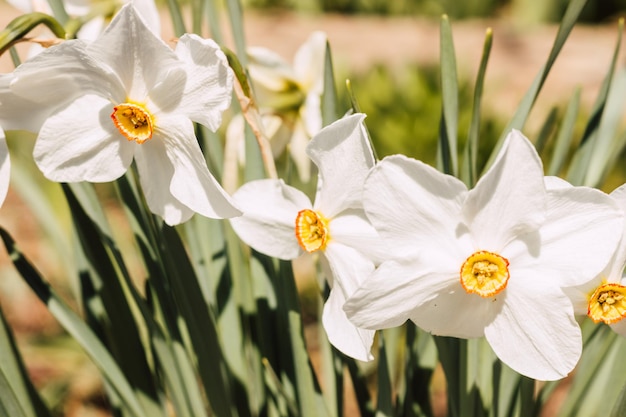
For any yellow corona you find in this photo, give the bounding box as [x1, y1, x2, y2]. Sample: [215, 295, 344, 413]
[460, 250, 510, 297]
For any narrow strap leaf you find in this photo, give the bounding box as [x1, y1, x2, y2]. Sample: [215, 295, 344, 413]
[438, 14, 459, 176]
[0, 13, 65, 56]
[483, 0, 590, 172]
[462, 27, 492, 187]
[0, 228, 146, 417]
[547, 88, 581, 176]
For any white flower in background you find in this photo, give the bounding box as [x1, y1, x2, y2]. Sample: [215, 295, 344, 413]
[230, 113, 386, 361]
[6, 0, 160, 41]
[344, 130, 624, 380]
[562, 182, 626, 337]
[2, 4, 240, 225]
[245, 31, 326, 182]
[0, 127, 10, 208]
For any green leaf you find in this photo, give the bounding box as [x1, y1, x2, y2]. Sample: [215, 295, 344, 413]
[226, 0, 248, 66]
[165, 0, 186, 36]
[205, 0, 224, 43]
[462, 27, 492, 187]
[115, 172, 210, 417]
[581, 19, 625, 187]
[0, 305, 51, 417]
[161, 225, 239, 417]
[437, 14, 459, 176]
[376, 335, 393, 417]
[62, 183, 165, 417]
[0, 12, 65, 56]
[484, 0, 590, 172]
[275, 260, 330, 417]
[0, 228, 145, 417]
[322, 41, 338, 128]
[45, 0, 69, 24]
[345, 358, 375, 417]
[547, 88, 581, 176]
[397, 326, 436, 417]
[610, 379, 626, 417]
[533, 107, 558, 155]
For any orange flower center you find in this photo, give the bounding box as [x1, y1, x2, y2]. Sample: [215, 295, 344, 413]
[295, 209, 329, 252]
[588, 283, 626, 324]
[111, 102, 154, 144]
[460, 251, 510, 297]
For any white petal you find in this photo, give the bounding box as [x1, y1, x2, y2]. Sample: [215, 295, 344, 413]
[309, 113, 375, 217]
[323, 287, 374, 361]
[127, 0, 161, 37]
[247, 47, 295, 92]
[509, 185, 623, 288]
[134, 139, 194, 225]
[174, 35, 233, 131]
[75, 17, 106, 41]
[229, 179, 310, 260]
[464, 130, 546, 250]
[88, 4, 179, 99]
[485, 283, 581, 380]
[323, 241, 375, 295]
[409, 284, 498, 339]
[11, 41, 125, 104]
[157, 115, 241, 219]
[293, 31, 326, 94]
[603, 184, 626, 280]
[345, 257, 458, 330]
[0, 74, 59, 132]
[0, 128, 10, 207]
[33, 95, 134, 182]
[329, 209, 389, 263]
[544, 175, 572, 190]
[301, 92, 322, 136]
[363, 155, 467, 259]
[289, 119, 313, 183]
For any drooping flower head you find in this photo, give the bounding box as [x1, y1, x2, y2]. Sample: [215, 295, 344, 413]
[1, 4, 240, 225]
[244, 31, 327, 182]
[345, 130, 624, 380]
[230, 113, 386, 361]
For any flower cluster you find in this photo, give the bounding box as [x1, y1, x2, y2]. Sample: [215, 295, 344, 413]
[232, 114, 626, 380]
[2, 2, 626, 384]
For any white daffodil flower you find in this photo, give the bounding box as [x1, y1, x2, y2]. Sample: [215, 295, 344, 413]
[563, 182, 626, 337]
[1, 4, 240, 225]
[0, 127, 10, 208]
[230, 113, 386, 361]
[344, 130, 624, 381]
[246, 31, 326, 182]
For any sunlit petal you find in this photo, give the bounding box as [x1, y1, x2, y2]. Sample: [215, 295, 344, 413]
[363, 155, 467, 259]
[158, 115, 241, 220]
[33, 95, 133, 182]
[173, 35, 233, 130]
[323, 286, 375, 361]
[134, 138, 194, 226]
[485, 282, 581, 381]
[345, 257, 458, 330]
[463, 130, 546, 250]
[509, 185, 623, 288]
[230, 179, 311, 260]
[309, 113, 375, 217]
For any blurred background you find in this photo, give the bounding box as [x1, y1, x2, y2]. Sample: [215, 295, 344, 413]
[1, 0, 626, 415]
